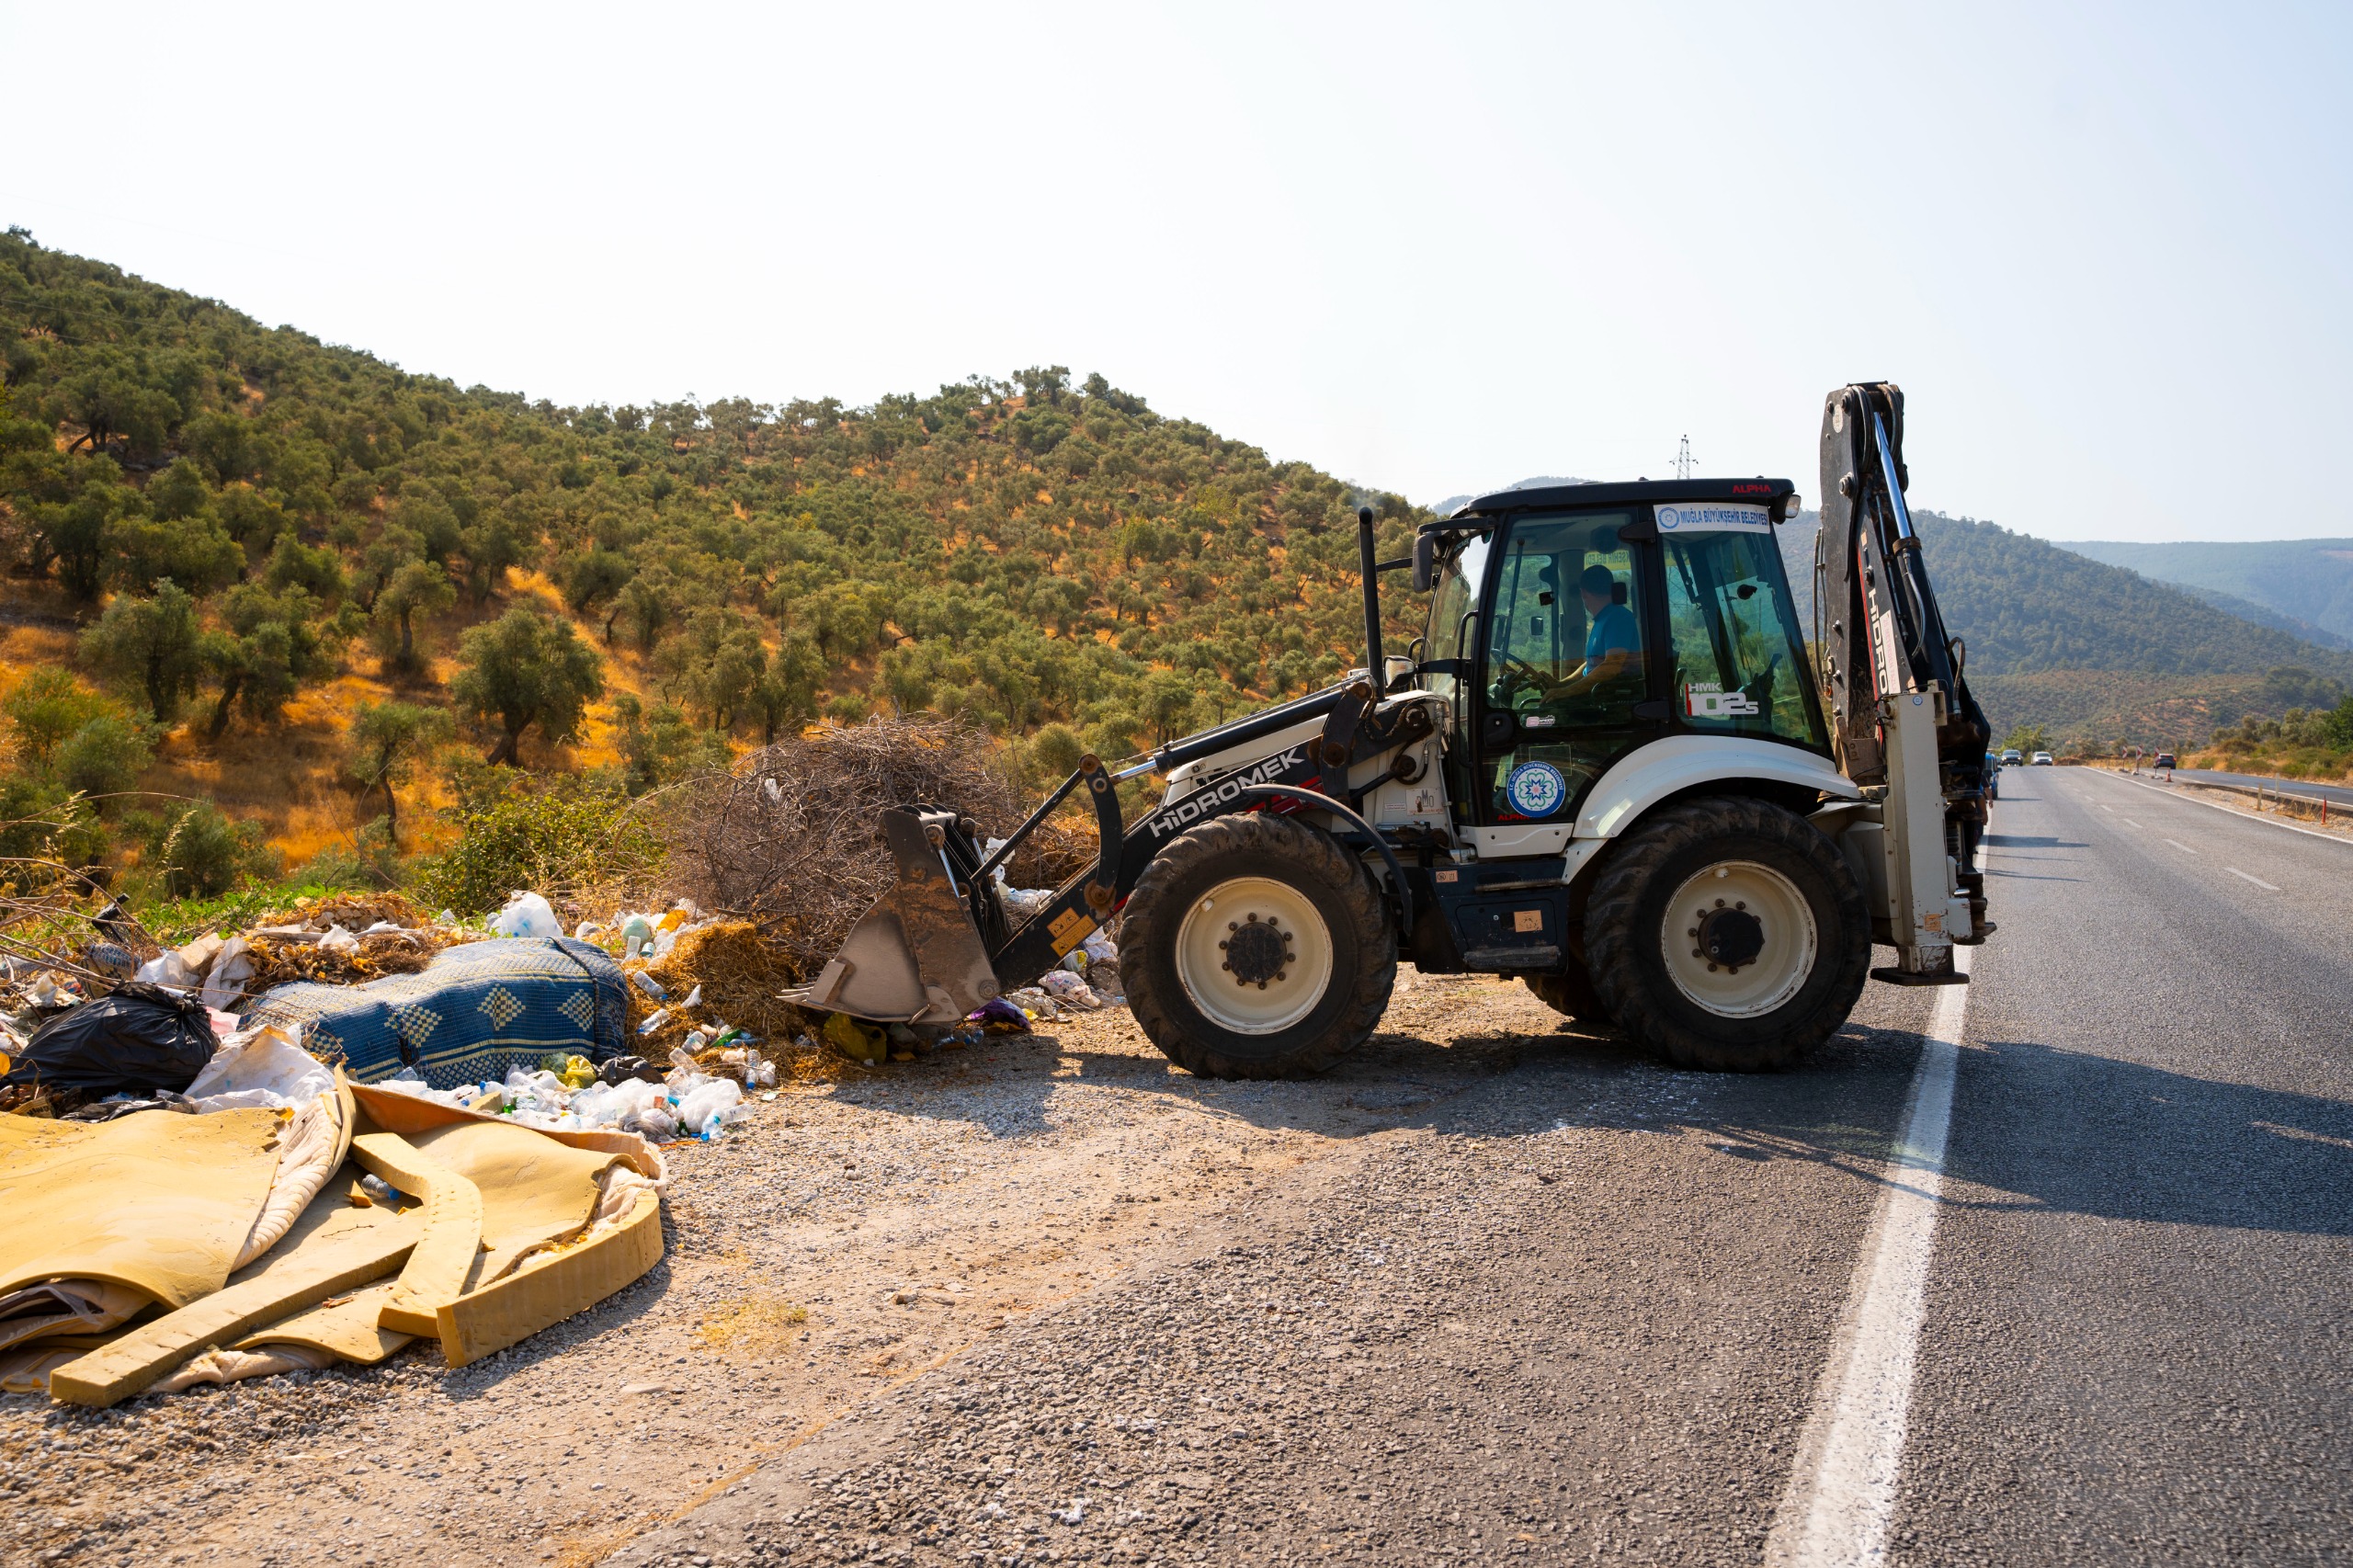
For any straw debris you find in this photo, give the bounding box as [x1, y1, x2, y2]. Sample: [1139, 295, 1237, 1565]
[660, 717, 1097, 982]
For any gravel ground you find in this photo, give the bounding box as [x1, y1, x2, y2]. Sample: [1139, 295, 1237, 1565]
[4, 971, 1643, 1568]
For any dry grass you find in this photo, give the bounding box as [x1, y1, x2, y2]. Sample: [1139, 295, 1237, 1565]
[647, 920, 806, 1045]
[694, 1292, 812, 1358]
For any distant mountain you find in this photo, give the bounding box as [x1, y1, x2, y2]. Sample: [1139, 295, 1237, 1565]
[1428, 475, 1592, 517]
[1775, 513, 2353, 746]
[2056, 538, 2353, 644]
[2165, 584, 2350, 651]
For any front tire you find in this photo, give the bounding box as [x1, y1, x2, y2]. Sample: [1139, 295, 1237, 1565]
[1122, 812, 1394, 1079]
[1584, 797, 1869, 1071]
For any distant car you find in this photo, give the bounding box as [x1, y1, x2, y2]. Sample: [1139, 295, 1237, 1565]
[2000, 748, 2023, 766]
[2030, 751, 2054, 766]
[2153, 752, 2177, 770]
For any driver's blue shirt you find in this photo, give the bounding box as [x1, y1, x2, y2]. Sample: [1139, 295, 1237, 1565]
[1585, 602, 1638, 665]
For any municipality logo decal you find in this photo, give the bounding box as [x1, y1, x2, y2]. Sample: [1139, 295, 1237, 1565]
[1654, 502, 1770, 534]
[1505, 761, 1566, 817]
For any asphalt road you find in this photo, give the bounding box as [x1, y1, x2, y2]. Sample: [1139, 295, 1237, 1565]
[613, 768, 2353, 1568]
[2158, 767, 2353, 809]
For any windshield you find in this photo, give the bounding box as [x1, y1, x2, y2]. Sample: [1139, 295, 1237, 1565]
[1660, 528, 1827, 750]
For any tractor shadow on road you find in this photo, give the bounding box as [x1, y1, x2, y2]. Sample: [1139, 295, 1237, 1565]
[847, 1000, 1935, 1196]
[1938, 1039, 2353, 1235]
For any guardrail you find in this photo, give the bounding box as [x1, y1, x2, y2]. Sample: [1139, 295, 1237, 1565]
[2143, 774, 2339, 827]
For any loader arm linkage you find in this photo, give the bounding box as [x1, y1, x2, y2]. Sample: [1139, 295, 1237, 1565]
[789, 678, 1431, 1026]
[1816, 381, 1994, 982]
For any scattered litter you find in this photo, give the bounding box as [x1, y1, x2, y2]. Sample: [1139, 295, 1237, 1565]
[969, 997, 1032, 1033]
[183, 1024, 336, 1112]
[0, 983, 217, 1099]
[823, 1012, 887, 1065]
[491, 891, 563, 940]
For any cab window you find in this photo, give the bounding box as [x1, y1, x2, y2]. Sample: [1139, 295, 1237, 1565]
[1661, 528, 1827, 751]
[1481, 513, 1654, 823]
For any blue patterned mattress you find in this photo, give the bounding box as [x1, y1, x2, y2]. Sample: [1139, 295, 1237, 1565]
[243, 937, 630, 1089]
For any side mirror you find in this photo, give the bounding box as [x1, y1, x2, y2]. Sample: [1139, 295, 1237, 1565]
[1412, 532, 1437, 593]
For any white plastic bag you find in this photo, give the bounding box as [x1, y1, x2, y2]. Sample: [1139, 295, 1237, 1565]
[198, 937, 255, 1011]
[185, 1025, 335, 1112]
[492, 891, 563, 939]
[134, 952, 199, 990]
[317, 924, 358, 954]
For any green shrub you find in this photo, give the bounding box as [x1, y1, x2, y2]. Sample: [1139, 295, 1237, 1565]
[143, 801, 281, 898]
[292, 819, 403, 893]
[3, 668, 110, 767]
[55, 713, 155, 801]
[0, 774, 108, 882]
[411, 778, 661, 915]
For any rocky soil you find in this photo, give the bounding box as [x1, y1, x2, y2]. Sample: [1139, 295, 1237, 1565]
[5, 971, 1933, 1568]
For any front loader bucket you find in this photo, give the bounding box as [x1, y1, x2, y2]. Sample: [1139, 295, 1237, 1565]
[780, 808, 1004, 1026]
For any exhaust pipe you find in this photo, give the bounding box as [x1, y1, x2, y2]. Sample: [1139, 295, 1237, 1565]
[1357, 506, 1385, 699]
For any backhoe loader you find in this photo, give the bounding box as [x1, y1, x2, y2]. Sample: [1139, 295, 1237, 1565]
[783, 382, 1992, 1074]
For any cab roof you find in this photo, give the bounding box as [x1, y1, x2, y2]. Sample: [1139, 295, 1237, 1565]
[1443, 476, 1795, 521]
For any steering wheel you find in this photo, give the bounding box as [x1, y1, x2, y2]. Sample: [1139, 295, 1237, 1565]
[1492, 653, 1549, 706]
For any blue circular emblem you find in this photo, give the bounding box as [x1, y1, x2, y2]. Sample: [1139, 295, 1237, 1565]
[1657, 506, 1682, 530]
[1505, 760, 1567, 817]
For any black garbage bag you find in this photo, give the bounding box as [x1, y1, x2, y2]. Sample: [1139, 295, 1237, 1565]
[0, 983, 216, 1096]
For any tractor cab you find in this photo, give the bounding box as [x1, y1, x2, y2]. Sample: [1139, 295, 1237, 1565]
[1415, 480, 1827, 833]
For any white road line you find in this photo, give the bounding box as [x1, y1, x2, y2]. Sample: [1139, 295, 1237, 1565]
[2121, 817, 2143, 829]
[2097, 804, 2113, 813]
[1767, 949, 1972, 1568]
[2165, 837, 2200, 855]
[2226, 867, 2280, 891]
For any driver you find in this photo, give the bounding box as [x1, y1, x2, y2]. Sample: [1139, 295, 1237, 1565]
[1536, 563, 1637, 699]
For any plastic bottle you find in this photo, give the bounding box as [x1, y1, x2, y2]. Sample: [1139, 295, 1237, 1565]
[631, 971, 668, 1003]
[675, 1078, 743, 1138]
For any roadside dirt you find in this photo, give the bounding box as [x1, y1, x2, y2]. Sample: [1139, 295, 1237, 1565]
[1, 972, 1573, 1568]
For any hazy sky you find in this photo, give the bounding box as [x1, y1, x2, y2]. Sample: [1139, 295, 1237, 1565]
[4, 3, 2346, 541]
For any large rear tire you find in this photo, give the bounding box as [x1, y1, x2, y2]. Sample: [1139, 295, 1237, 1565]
[1584, 797, 1869, 1071]
[1122, 812, 1394, 1079]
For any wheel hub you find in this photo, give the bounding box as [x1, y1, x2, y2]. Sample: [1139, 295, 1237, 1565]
[1220, 915, 1292, 987]
[1174, 877, 1336, 1035]
[1658, 860, 1820, 1020]
[1694, 904, 1766, 971]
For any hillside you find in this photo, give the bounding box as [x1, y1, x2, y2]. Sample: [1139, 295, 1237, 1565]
[1778, 511, 2353, 748]
[2058, 538, 2353, 645]
[0, 232, 1428, 893]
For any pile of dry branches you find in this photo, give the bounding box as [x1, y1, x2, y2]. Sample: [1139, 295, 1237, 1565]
[660, 717, 1097, 982]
